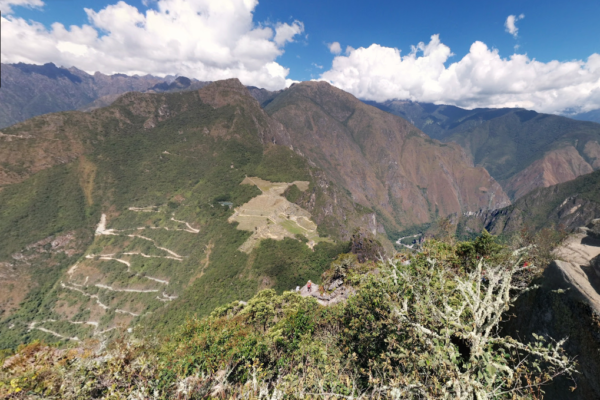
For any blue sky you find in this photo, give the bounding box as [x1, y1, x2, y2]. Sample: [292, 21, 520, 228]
[2, 0, 600, 113]
[11, 0, 600, 81]
[255, 0, 600, 81]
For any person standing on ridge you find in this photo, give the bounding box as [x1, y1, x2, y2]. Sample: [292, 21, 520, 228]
[307, 280, 312, 292]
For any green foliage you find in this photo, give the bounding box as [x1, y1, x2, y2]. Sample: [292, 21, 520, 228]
[283, 183, 302, 203]
[254, 145, 311, 183]
[0, 233, 576, 399]
[455, 229, 505, 271]
[0, 87, 365, 346]
[251, 238, 350, 293]
[0, 163, 94, 259]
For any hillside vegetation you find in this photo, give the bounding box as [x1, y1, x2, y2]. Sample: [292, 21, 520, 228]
[0, 80, 368, 347]
[0, 235, 576, 399]
[458, 169, 600, 238]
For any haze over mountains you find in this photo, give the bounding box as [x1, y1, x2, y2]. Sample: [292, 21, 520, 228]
[0, 63, 210, 129]
[569, 108, 600, 124]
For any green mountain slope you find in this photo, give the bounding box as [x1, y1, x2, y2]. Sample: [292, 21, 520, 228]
[457, 169, 600, 238]
[0, 79, 367, 347]
[370, 100, 600, 199]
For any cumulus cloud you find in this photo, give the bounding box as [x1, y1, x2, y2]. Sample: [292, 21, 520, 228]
[0, 0, 43, 14]
[0, 0, 304, 90]
[505, 14, 524, 38]
[274, 21, 304, 46]
[328, 42, 342, 55]
[320, 35, 600, 114]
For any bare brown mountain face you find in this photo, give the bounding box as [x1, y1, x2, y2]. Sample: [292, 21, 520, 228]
[369, 100, 600, 200]
[265, 81, 510, 234]
[0, 63, 168, 128]
[504, 145, 595, 199]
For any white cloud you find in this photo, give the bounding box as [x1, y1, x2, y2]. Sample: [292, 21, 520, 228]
[320, 35, 600, 114]
[273, 20, 304, 46]
[312, 62, 323, 69]
[0, 0, 304, 90]
[505, 14, 524, 38]
[0, 0, 43, 14]
[327, 42, 342, 55]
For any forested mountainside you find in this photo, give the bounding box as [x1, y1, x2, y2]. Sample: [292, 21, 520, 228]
[457, 169, 600, 238]
[0, 79, 375, 347]
[0, 78, 597, 399]
[3, 62, 598, 208]
[265, 81, 509, 237]
[0, 78, 508, 347]
[369, 100, 600, 199]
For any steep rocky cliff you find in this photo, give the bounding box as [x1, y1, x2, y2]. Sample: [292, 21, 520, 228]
[502, 223, 600, 399]
[266, 82, 510, 234]
[369, 100, 600, 200]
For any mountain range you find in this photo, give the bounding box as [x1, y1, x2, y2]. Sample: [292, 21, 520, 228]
[369, 100, 600, 199]
[1, 63, 600, 350]
[568, 108, 600, 124]
[0, 63, 210, 129]
[458, 168, 600, 238]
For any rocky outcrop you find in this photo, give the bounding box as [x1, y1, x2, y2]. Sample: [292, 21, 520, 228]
[588, 218, 600, 239]
[297, 281, 356, 307]
[502, 226, 600, 399]
[552, 232, 600, 312]
[592, 254, 600, 279]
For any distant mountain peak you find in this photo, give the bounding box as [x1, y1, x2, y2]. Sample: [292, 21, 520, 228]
[13, 62, 83, 83]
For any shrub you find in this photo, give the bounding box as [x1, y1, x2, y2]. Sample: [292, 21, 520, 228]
[0, 234, 577, 399]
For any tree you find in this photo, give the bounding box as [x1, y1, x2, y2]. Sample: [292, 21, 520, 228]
[375, 245, 577, 399]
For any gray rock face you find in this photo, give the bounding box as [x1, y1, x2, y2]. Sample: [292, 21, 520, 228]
[592, 254, 600, 278]
[500, 224, 600, 399]
[588, 218, 600, 239]
[297, 282, 355, 306]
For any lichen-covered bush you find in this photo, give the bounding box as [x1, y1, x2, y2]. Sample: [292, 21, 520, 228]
[0, 234, 576, 399]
